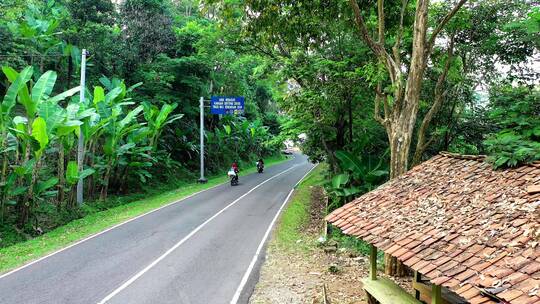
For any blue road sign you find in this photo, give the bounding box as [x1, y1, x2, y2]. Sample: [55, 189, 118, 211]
[210, 96, 245, 115]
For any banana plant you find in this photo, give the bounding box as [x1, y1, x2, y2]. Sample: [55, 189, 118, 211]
[3, 66, 80, 226]
[65, 161, 95, 189]
[142, 102, 183, 152]
[0, 67, 33, 222]
[329, 172, 360, 197]
[95, 82, 145, 200]
[326, 150, 389, 210]
[334, 150, 388, 186]
[52, 102, 96, 204]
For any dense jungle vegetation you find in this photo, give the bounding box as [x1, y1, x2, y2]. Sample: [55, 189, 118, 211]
[0, 0, 538, 254]
[233, 0, 538, 276]
[231, 0, 538, 207]
[0, 0, 285, 245]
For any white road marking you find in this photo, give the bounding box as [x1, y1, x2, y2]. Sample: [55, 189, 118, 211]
[0, 157, 297, 280]
[97, 164, 300, 304]
[0, 183, 224, 280]
[230, 164, 318, 304]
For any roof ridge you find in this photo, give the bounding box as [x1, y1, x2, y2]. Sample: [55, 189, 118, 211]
[438, 151, 487, 161]
[438, 152, 540, 168]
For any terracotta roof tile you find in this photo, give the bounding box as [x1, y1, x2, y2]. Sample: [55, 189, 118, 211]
[456, 283, 475, 294]
[454, 269, 477, 282]
[469, 294, 492, 304]
[506, 272, 530, 285]
[498, 288, 524, 301]
[442, 278, 461, 289]
[511, 294, 540, 304]
[432, 276, 451, 285]
[514, 277, 540, 294]
[522, 261, 540, 275]
[326, 153, 540, 303]
[462, 286, 481, 299]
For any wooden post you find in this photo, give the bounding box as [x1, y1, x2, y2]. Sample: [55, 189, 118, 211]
[432, 284, 442, 304]
[414, 271, 421, 300]
[370, 244, 377, 280]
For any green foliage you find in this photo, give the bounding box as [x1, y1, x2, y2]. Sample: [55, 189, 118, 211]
[484, 85, 540, 168]
[325, 150, 388, 209]
[0, 0, 284, 240]
[66, 161, 94, 186]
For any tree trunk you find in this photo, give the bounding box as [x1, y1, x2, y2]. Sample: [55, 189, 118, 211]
[0, 129, 8, 223]
[388, 125, 413, 179]
[86, 141, 96, 200]
[321, 137, 338, 174]
[336, 118, 346, 150]
[17, 125, 32, 227]
[0, 156, 7, 224]
[412, 35, 456, 165]
[67, 54, 73, 91]
[68, 185, 76, 208]
[20, 160, 40, 228]
[348, 97, 353, 145]
[349, 0, 467, 278]
[57, 144, 65, 206]
[100, 158, 113, 201]
[119, 166, 129, 194]
[384, 0, 430, 275]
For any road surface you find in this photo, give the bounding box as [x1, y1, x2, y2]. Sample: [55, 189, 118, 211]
[0, 154, 314, 304]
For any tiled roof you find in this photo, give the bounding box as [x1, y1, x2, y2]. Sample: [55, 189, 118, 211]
[326, 152, 540, 304]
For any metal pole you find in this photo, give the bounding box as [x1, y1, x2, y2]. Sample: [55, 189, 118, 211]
[76, 49, 87, 205]
[198, 96, 207, 183]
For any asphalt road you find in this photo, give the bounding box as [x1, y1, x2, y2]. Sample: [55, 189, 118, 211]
[0, 154, 314, 304]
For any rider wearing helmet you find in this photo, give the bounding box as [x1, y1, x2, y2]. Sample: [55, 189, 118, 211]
[232, 161, 239, 173]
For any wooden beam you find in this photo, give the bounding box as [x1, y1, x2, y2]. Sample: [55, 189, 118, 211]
[432, 284, 442, 304]
[370, 244, 377, 280]
[414, 271, 421, 300]
[362, 277, 423, 304]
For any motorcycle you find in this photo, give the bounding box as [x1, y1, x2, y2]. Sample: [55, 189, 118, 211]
[228, 168, 239, 186]
[256, 161, 264, 173]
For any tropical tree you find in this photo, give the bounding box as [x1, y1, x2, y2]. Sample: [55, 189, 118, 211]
[2, 66, 80, 226]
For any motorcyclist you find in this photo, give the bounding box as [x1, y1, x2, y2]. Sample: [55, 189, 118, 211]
[232, 161, 239, 177]
[256, 158, 264, 173]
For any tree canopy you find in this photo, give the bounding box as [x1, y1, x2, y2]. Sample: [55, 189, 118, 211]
[0, 0, 538, 256]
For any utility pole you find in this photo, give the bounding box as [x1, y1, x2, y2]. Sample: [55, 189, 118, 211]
[198, 96, 207, 183]
[76, 49, 88, 205]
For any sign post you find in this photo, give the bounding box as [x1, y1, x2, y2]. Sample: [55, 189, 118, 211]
[210, 96, 245, 115]
[76, 49, 88, 205]
[198, 96, 244, 183]
[198, 96, 207, 183]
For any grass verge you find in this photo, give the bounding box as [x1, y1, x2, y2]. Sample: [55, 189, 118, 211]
[0, 154, 289, 274]
[271, 163, 382, 263]
[274, 164, 326, 250]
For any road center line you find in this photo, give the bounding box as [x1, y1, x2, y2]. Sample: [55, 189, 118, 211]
[97, 163, 300, 304]
[230, 164, 317, 304]
[0, 179, 226, 280]
[0, 157, 296, 280]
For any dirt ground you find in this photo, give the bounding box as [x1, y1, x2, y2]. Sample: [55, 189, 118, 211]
[249, 186, 369, 304]
[249, 243, 371, 304]
[249, 186, 414, 304]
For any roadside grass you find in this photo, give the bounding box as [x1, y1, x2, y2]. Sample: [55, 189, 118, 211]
[274, 163, 326, 251]
[271, 163, 383, 264]
[0, 154, 289, 274]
